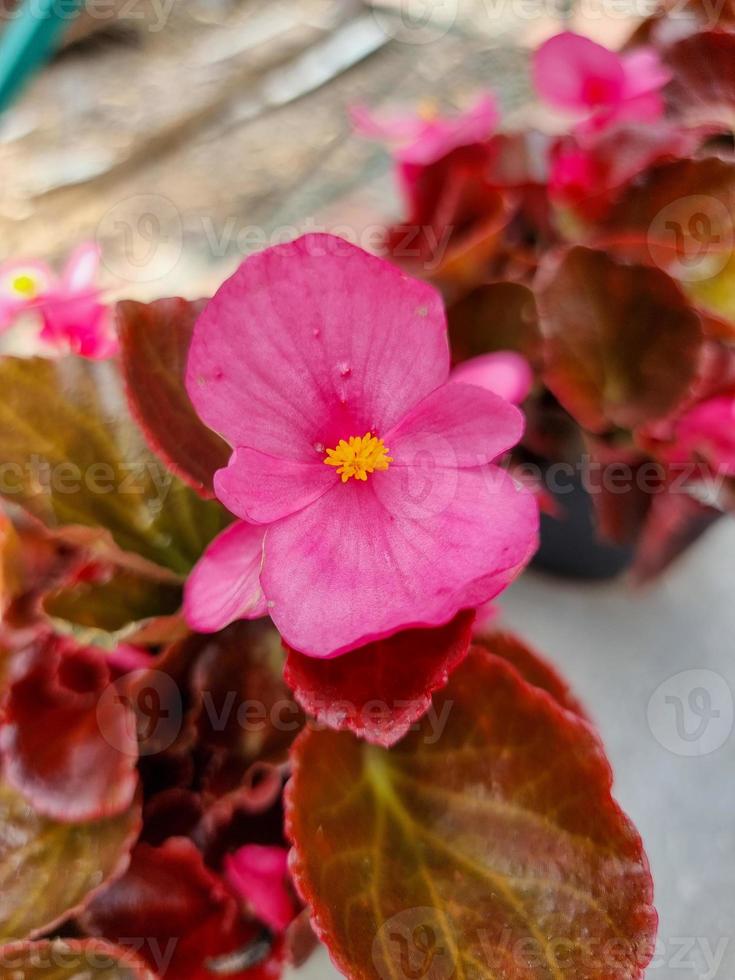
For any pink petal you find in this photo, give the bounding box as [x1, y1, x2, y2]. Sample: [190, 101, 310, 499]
[621, 48, 672, 99]
[39, 295, 117, 360]
[449, 352, 533, 404]
[224, 845, 295, 934]
[214, 448, 336, 524]
[186, 235, 449, 460]
[533, 32, 625, 112]
[671, 394, 735, 475]
[62, 241, 101, 292]
[609, 90, 666, 126]
[183, 520, 267, 633]
[398, 94, 500, 166]
[385, 381, 524, 468]
[261, 466, 538, 657]
[350, 103, 426, 142]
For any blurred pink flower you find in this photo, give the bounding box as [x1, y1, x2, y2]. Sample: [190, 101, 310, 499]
[38, 243, 118, 359]
[0, 259, 54, 331]
[666, 394, 735, 476]
[0, 243, 117, 358]
[352, 94, 500, 213]
[224, 845, 296, 934]
[450, 351, 533, 404]
[352, 93, 499, 166]
[184, 235, 537, 658]
[533, 32, 671, 131]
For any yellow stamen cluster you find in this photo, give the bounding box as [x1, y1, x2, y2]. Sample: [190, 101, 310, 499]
[324, 432, 393, 483]
[10, 273, 39, 298]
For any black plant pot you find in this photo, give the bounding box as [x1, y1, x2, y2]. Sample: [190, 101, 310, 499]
[532, 471, 635, 581]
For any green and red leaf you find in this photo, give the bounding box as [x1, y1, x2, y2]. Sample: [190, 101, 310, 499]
[1, 633, 139, 822]
[287, 646, 656, 980]
[447, 282, 542, 365]
[0, 357, 230, 575]
[0, 779, 141, 941]
[537, 247, 703, 432]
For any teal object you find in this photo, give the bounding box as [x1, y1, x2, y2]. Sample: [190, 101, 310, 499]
[0, 0, 82, 114]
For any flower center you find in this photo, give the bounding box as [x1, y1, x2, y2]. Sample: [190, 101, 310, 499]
[582, 76, 616, 107]
[324, 432, 393, 483]
[9, 273, 39, 298]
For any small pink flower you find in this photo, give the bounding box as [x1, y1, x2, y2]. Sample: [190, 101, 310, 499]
[352, 94, 499, 214]
[184, 235, 537, 658]
[0, 259, 54, 331]
[224, 845, 296, 934]
[450, 351, 533, 404]
[533, 32, 671, 131]
[0, 243, 116, 358]
[352, 93, 499, 167]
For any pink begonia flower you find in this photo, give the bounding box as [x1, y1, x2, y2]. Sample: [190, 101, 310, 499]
[0, 243, 116, 358]
[533, 32, 671, 131]
[666, 394, 735, 476]
[184, 235, 537, 658]
[0, 259, 54, 331]
[450, 351, 533, 404]
[224, 845, 296, 934]
[352, 93, 499, 167]
[352, 94, 499, 214]
[38, 243, 118, 359]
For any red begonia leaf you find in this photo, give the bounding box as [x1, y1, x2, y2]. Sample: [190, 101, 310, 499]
[284, 612, 474, 747]
[43, 559, 182, 648]
[117, 299, 231, 499]
[388, 145, 513, 295]
[0, 357, 230, 575]
[82, 838, 282, 979]
[474, 630, 590, 719]
[447, 281, 542, 365]
[537, 247, 703, 432]
[190, 619, 302, 767]
[0, 778, 141, 941]
[287, 646, 656, 980]
[665, 32, 735, 129]
[0, 633, 138, 822]
[0, 939, 155, 977]
[599, 157, 735, 267]
[631, 0, 735, 39]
